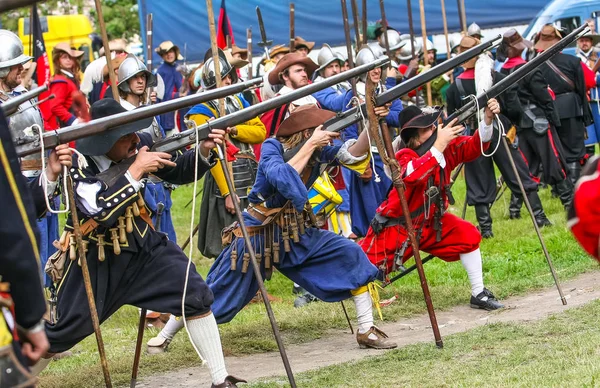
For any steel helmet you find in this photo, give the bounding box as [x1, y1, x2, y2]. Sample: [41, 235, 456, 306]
[201, 47, 237, 90]
[468, 22, 483, 39]
[0, 30, 32, 78]
[356, 44, 386, 81]
[379, 29, 407, 52]
[316, 44, 344, 73]
[422, 38, 436, 53]
[117, 54, 157, 93]
[398, 34, 422, 60]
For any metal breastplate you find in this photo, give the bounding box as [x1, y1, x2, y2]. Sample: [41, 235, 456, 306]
[137, 117, 162, 141]
[3, 92, 44, 177]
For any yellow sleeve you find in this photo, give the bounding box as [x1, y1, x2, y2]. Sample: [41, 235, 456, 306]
[341, 155, 371, 175]
[232, 116, 266, 144]
[188, 112, 231, 196]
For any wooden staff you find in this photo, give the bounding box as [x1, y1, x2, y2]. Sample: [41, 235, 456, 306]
[94, 0, 119, 101]
[440, 0, 452, 68]
[66, 177, 113, 386]
[340, 0, 362, 134]
[289, 3, 295, 51]
[457, 0, 467, 33]
[247, 27, 253, 78]
[406, 0, 422, 104]
[145, 14, 154, 97]
[418, 0, 433, 106]
[379, 0, 390, 60]
[361, 0, 367, 45]
[206, 0, 234, 187]
[350, 0, 361, 51]
[365, 77, 443, 348]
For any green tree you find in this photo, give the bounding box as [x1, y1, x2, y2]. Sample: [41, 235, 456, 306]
[89, 0, 140, 40]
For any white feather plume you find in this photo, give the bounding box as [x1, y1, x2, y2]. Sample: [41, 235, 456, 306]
[475, 53, 494, 96]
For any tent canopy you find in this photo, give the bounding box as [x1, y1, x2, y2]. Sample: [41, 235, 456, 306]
[138, 0, 549, 64]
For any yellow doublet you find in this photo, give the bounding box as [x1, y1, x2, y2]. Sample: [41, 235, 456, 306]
[188, 102, 266, 197]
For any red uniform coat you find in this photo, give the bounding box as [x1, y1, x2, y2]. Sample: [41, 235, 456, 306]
[359, 131, 489, 272]
[44, 74, 78, 130]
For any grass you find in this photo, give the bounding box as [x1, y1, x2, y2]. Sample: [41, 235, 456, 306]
[39, 173, 599, 388]
[251, 299, 600, 387]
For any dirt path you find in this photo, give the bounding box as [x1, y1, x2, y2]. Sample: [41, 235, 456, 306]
[138, 271, 600, 387]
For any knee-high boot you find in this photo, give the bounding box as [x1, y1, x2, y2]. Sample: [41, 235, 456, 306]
[552, 177, 574, 210]
[525, 191, 552, 227]
[474, 204, 493, 238]
[509, 193, 523, 219]
[567, 161, 582, 186]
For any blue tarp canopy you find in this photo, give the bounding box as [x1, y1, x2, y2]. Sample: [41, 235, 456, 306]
[138, 0, 548, 64]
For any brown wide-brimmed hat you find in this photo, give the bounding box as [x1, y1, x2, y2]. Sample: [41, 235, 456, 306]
[578, 32, 600, 46]
[102, 53, 128, 79]
[224, 49, 249, 69]
[534, 24, 562, 51]
[399, 105, 443, 143]
[155, 41, 184, 60]
[99, 38, 128, 56]
[502, 29, 533, 52]
[53, 42, 85, 58]
[268, 52, 318, 85]
[293, 36, 315, 52]
[457, 35, 480, 53]
[270, 44, 290, 58]
[277, 105, 336, 137]
[231, 45, 248, 60]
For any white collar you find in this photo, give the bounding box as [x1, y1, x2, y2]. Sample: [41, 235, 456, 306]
[89, 155, 113, 173]
[120, 97, 137, 111]
[278, 85, 318, 106]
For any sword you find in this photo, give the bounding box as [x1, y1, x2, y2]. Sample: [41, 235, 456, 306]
[256, 6, 273, 60]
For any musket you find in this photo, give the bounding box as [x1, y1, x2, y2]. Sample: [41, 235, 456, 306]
[322, 36, 500, 133]
[256, 6, 273, 60]
[1, 84, 47, 116]
[16, 78, 263, 157]
[152, 56, 389, 154]
[445, 24, 590, 126]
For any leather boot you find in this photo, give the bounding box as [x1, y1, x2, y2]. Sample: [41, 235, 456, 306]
[474, 204, 493, 238]
[526, 191, 552, 227]
[211, 376, 247, 388]
[509, 193, 522, 219]
[552, 178, 574, 210]
[567, 161, 582, 186]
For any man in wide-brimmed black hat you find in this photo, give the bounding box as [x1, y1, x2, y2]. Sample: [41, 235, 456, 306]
[359, 101, 505, 312]
[40, 99, 246, 388]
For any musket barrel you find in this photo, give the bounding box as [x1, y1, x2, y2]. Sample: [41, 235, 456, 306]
[0, 0, 40, 12]
[376, 36, 500, 106]
[447, 24, 589, 124]
[322, 37, 498, 134]
[16, 78, 263, 157]
[152, 56, 390, 154]
[2, 85, 48, 117]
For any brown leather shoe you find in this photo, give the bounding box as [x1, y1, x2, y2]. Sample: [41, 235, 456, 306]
[211, 375, 247, 387]
[356, 326, 398, 349]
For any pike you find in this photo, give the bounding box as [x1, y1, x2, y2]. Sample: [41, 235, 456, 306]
[289, 3, 295, 51]
[15, 78, 263, 157]
[152, 56, 389, 153]
[145, 13, 154, 96]
[247, 27, 253, 78]
[365, 75, 443, 349]
[340, 0, 362, 132]
[378, 0, 391, 54]
[323, 36, 500, 133]
[256, 6, 273, 60]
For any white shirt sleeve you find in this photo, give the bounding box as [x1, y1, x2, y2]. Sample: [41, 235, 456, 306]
[45, 179, 58, 196]
[479, 120, 493, 142]
[76, 181, 103, 214]
[125, 170, 143, 192]
[405, 146, 446, 176]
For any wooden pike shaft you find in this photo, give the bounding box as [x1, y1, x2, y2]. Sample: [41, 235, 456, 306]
[340, 0, 358, 95]
[379, 0, 390, 55]
[289, 3, 295, 51]
[361, 0, 367, 45]
[440, 0, 452, 69]
[146, 14, 153, 72]
[406, 0, 422, 104]
[457, 0, 467, 32]
[350, 0, 362, 51]
[247, 27, 253, 78]
[366, 78, 443, 348]
[66, 177, 113, 387]
[418, 0, 433, 106]
[94, 0, 119, 102]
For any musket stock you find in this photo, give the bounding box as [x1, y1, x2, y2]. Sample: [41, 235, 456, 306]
[16, 78, 263, 157]
[1, 85, 48, 117]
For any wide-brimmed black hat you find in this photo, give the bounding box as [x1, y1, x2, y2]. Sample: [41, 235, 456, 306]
[399, 105, 443, 143]
[76, 99, 154, 156]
